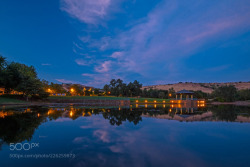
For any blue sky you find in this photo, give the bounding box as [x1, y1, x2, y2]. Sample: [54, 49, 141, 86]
[0, 0, 250, 87]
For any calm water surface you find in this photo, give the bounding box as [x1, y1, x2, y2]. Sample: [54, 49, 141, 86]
[0, 104, 250, 167]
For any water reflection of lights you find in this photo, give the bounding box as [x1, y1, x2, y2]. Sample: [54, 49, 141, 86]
[145, 104, 148, 108]
[136, 104, 138, 108]
[154, 104, 157, 108]
[70, 111, 73, 117]
[163, 104, 166, 108]
[0, 111, 8, 118]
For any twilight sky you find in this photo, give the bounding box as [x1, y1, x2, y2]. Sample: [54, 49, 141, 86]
[0, 0, 250, 88]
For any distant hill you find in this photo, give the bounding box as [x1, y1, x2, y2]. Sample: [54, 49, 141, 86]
[142, 82, 250, 93]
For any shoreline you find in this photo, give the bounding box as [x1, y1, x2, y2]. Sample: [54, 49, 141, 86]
[1, 100, 250, 107]
[209, 101, 250, 106]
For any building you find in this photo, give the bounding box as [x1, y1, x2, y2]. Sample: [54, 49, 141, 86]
[62, 83, 94, 95]
[170, 89, 205, 106]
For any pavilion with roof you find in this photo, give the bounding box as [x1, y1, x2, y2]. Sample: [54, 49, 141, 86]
[175, 89, 194, 100]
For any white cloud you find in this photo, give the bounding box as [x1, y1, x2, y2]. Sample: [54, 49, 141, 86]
[75, 59, 89, 66]
[94, 60, 112, 73]
[110, 51, 123, 59]
[56, 79, 81, 84]
[61, 0, 112, 25]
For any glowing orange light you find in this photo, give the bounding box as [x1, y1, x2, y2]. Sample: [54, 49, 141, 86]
[37, 113, 40, 117]
[136, 100, 138, 103]
[145, 100, 148, 103]
[169, 109, 172, 112]
[70, 88, 74, 92]
[163, 100, 165, 103]
[169, 93, 172, 97]
[154, 100, 157, 103]
[70, 111, 73, 117]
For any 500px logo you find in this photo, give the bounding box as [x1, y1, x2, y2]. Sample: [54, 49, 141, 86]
[9, 143, 39, 151]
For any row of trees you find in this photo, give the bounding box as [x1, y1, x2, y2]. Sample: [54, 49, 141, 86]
[0, 55, 49, 100]
[103, 79, 142, 97]
[103, 79, 174, 98]
[103, 79, 250, 102]
[45, 82, 100, 96]
[211, 85, 250, 102]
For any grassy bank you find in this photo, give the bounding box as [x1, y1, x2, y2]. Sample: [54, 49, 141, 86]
[0, 97, 27, 104]
[0, 95, 169, 105]
[48, 96, 169, 103]
[48, 96, 130, 100]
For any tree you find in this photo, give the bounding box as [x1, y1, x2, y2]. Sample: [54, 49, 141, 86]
[94, 88, 100, 95]
[70, 84, 83, 96]
[158, 92, 165, 99]
[49, 83, 66, 94]
[109, 79, 125, 96]
[103, 84, 110, 94]
[3, 62, 48, 100]
[238, 89, 250, 101]
[212, 85, 238, 102]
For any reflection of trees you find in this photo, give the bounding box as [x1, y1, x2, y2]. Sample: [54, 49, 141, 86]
[211, 105, 250, 122]
[0, 107, 48, 145]
[211, 105, 237, 122]
[102, 108, 143, 126]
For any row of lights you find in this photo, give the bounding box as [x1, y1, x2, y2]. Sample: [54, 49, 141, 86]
[135, 100, 166, 103]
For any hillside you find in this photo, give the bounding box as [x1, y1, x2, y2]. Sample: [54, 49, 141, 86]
[142, 82, 250, 94]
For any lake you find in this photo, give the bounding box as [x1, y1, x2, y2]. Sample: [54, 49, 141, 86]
[0, 104, 250, 167]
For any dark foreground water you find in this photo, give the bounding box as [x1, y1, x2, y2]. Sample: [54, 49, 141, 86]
[0, 104, 250, 167]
